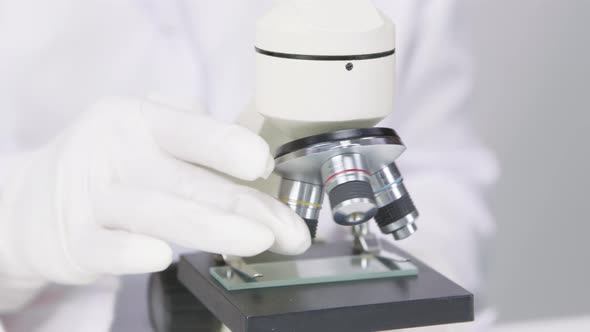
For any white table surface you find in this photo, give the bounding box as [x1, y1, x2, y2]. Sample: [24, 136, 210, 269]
[494, 316, 590, 332]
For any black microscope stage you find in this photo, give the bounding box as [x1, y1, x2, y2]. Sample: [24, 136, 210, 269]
[150, 241, 473, 332]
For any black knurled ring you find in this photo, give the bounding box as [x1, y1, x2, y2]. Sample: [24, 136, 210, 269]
[375, 193, 417, 230]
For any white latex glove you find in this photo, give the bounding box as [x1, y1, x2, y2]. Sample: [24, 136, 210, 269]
[0, 97, 310, 292]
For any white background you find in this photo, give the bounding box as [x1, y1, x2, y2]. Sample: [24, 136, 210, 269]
[469, 0, 590, 323]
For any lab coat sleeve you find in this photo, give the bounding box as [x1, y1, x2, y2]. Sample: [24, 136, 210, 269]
[0, 153, 47, 313]
[375, 0, 498, 320]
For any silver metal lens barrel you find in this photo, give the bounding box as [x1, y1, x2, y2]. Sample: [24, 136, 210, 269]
[371, 163, 419, 240]
[278, 178, 324, 238]
[321, 154, 378, 225]
[372, 162, 406, 206]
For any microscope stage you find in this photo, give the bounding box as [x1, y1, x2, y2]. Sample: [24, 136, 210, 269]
[176, 241, 473, 332]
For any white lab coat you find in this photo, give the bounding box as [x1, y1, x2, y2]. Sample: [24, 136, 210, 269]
[0, 1, 497, 331]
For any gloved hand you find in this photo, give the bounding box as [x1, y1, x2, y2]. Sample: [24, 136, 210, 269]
[0, 97, 310, 289]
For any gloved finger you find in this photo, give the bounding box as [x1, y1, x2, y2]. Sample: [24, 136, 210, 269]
[232, 190, 311, 255]
[94, 185, 276, 257]
[143, 154, 246, 211]
[140, 100, 274, 181]
[73, 229, 173, 275]
[148, 157, 311, 255]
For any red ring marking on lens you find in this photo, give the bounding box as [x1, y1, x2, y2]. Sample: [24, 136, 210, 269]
[324, 169, 371, 186]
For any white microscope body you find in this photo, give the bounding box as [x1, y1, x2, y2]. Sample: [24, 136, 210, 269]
[254, 0, 417, 241]
[255, 0, 396, 139]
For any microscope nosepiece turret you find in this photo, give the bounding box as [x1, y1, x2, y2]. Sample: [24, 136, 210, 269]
[274, 128, 418, 240]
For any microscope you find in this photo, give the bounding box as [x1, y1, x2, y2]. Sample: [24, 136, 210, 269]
[149, 1, 473, 331]
[257, 0, 417, 243]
